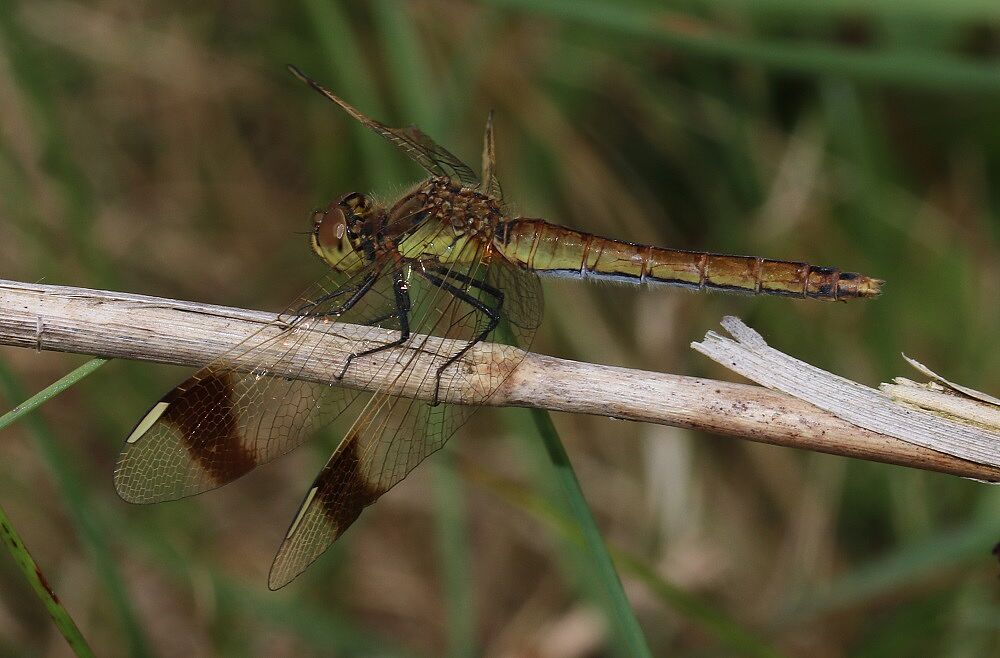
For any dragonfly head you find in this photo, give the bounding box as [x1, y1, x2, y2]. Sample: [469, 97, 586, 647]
[310, 192, 374, 272]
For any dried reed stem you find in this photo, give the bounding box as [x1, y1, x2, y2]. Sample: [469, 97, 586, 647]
[1, 278, 997, 481]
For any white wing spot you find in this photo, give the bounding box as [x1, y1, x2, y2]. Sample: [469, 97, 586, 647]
[126, 401, 170, 444]
[286, 486, 319, 539]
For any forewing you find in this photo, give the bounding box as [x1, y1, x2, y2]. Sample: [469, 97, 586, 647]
[479, 110, 503, 202]
[289, 65, 479, 188]
[114, 260, 405, 504]
[399, 125, 480, 188]
[269, 227, 542, 588]
[114, 190, 460, 505]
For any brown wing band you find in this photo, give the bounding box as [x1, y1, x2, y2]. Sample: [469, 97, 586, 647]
[162, 371, 258, 485]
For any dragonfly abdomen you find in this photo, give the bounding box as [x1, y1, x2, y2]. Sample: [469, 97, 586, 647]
[498, 219, 882, 300]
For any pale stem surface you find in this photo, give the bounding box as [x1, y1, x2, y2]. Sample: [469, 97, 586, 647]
[1, 278, 997, 482]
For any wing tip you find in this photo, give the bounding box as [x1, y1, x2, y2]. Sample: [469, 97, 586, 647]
[111, 459, 166, 505]
[286, 63, 308, 83]
[266, 569, 291, 591]
[112, 472, 159, 505]
[286, 63, 328, 96]
[267, 564, 299, 591]
[112, 477, 144, 505]
[267, 540, 313, 591]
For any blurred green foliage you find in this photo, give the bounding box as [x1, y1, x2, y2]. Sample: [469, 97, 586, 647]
[0, 0, 999, 655]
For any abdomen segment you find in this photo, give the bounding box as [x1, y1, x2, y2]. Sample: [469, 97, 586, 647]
[496, 218, 882, 300]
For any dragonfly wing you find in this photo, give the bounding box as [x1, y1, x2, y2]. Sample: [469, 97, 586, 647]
[268, 393, 462, 589]
[487, 253, 543, 346]
[115, 369, 369, 503]
[114, 262, 404, 503]
[269, 227, 541, 588]
[115, 194, 458, 505]
[288, 65, 480, 188]
[398, 125, 480, 189]
[479, 111, 503, 202]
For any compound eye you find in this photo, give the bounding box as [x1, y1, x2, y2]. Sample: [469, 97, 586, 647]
[315, 206, 349, 254]
[339, 192, 372, 217]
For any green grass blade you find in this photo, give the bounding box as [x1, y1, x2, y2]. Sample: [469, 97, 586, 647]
[0, 361, 153, 658]
[430, 453, 477, 658]
[102, 505, 424, 658]
[474, 464, 786, 658]
[0, 10, 114, 287]
[372, 0, 442, 132]
[0, 501, 95, 658]
[0, 358, 108, 432]
[527, 407, 653, 658]
[212, 578, 424, 658]
[299, 0, 404, 184]
[613, 553, 784, 658]
[482, 0, 1000, 93]
[705, 0, 1000, 22]
[780, 514, 1000, 623]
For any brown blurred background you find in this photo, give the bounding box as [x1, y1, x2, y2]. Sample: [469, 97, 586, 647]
[1, 1, 999, 656]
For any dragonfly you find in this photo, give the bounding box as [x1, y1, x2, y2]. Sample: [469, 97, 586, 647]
[115, 65, 883, 590]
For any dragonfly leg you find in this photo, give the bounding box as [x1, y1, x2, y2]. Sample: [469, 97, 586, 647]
[335, 268, 412, 380]
[291, 292, 349, 319]
[418, 270, 502, 406]
[427, 266, 504, 301]
[357, 309, 402, 328]
[292, 273, 378, 319]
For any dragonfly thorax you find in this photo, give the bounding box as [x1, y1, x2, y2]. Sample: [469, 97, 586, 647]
[390, 177, 504, 264]
[415, 177, 502, 232]
[313, 178, 504, 273]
